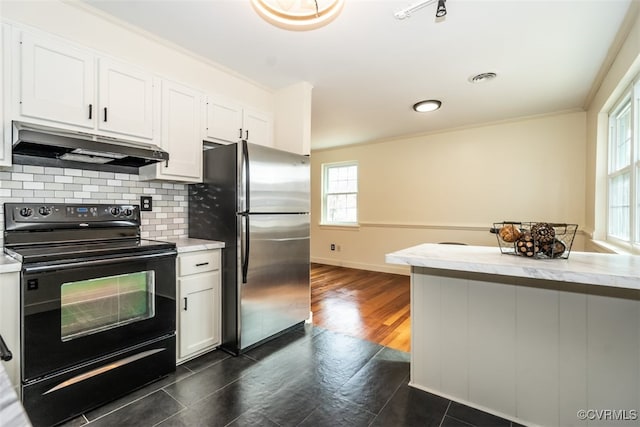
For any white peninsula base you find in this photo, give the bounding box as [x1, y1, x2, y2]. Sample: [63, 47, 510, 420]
[386, 244, 640, 427]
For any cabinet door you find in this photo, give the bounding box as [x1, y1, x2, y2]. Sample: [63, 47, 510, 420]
[19, 31, 95, 129]
[205, 96, 243, 143]
[243, 108, 273, 147]
[0, 271, 21, 388]
[1, 24, 9, 167]
[158, 80, 203, 180]
[97, 58, 154, 139]
[178, 270, 220, 359]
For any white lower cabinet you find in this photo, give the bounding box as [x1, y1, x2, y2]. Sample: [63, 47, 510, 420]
[0, 270, 21, 390]
[176, 249, 221, 364]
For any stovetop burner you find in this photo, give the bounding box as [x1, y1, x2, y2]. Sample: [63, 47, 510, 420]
[3, 203, 176, 264]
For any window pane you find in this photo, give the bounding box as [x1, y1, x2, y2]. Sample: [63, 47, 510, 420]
[637, 166, 640, 243]
[610, 101, 631, 173]
[323, 163, 358, 224]
[608, 173, 630, 240]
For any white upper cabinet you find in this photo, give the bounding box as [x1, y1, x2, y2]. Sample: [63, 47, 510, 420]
[242, 107, 273, 148]
[14, 29, 157, 142]
[19, 31, 95, 129]
[205, 96, 243, 143]
[1, 24, 11, 167]
[97, 58, 155, 139]
[140, 79, 203, 182]
[204, 95, 273, 147]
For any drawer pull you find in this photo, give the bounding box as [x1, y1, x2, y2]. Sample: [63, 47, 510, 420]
[183, 297, 188, 311]
[195, 262, 209, 267]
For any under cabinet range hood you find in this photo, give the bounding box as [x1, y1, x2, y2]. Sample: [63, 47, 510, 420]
[11, 121, 169, 174]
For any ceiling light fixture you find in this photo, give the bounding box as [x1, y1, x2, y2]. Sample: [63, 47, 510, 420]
[251, 0, 345, 31]
[395, 0, 447, 20]
[413, 100, 442, 113]
[470, 72, 497, 84]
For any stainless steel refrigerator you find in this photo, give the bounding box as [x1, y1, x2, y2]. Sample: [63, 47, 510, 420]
[188, 141, 310, 354]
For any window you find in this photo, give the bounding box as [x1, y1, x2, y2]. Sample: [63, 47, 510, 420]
[607, 82, 639, 250]
[322, 162, 358, 225]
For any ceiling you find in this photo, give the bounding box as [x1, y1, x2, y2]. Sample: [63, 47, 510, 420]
[80, 0, 632, 150]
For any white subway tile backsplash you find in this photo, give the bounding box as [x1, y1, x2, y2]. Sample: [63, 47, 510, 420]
[55, 175, 73, 183]
[0, 164, 188, 241]
[23, 182, 45, 190]
[12, 172, 33, 181]
[82, 170, 100, 178]
[22, 165, 45, 174]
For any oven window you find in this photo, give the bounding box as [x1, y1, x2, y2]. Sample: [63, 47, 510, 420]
[60, 271, 155, 342]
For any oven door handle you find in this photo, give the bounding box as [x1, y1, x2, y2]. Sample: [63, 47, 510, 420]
[22, 252, 175, 274]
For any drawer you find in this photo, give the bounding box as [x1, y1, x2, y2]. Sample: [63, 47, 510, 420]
[178, 250, 219, 276]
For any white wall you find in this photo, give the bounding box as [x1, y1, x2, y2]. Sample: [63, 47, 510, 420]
[311, 111, 588, 274]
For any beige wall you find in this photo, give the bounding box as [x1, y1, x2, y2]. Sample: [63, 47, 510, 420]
[311, 111, 588, 274]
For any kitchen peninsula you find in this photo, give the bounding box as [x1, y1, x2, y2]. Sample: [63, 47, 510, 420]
[386, 244, 640, 427]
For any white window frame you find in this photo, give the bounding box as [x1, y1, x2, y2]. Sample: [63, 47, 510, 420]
[606, 80, 640, 253]
[321, 161, 359, 226]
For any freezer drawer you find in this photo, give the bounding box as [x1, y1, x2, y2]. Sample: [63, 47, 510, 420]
[239, 213, 310, 350]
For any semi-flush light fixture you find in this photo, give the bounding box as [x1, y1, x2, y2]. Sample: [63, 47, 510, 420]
[395, 0, 447, 20]
[413, 100, 442, 113]
[251, 0, 345, 31]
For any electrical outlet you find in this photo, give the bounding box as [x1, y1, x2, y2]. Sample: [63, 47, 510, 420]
[330, 243, 336, 251]
[140, 196, 153, 211]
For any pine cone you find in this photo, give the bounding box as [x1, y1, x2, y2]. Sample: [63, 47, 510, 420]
[516, 232, 539, 257]
[531, 222, 556, 244]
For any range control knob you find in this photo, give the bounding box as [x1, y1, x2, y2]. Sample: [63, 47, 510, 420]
[38, 206, 51, 216]
[19, 207, 33, 217]
[110, 207, 121, 216]
[123, 208, 133, 217]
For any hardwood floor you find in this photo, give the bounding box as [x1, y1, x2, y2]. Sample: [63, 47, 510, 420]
[310, 263, 411, 352]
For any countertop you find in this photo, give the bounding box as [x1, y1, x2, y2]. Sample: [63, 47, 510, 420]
[0, 363, 31, 427]
[386, 243, 640, 290]
[165, 237, 225, 253]
[0, 255, 21, 274]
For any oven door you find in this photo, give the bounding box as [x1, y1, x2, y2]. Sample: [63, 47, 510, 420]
[21, 251, 176, 381]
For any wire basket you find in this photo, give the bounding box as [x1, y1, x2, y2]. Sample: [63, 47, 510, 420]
[490, 221, 578, 259]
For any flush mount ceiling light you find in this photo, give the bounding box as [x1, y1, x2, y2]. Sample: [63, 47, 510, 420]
[413, 100, 442, 113]
[469, 72, 497, 84]
[251, 0, 345, 31]
[395, 0, 447, 20]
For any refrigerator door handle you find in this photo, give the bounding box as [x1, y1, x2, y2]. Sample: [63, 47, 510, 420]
[241, 214, 250, 284]
[241, 140, 250, 213]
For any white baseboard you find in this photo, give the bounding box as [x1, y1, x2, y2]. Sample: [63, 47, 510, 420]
[311, 257, 410, 276]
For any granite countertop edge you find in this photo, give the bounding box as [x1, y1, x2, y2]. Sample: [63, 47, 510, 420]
[165, 237, 226, 253]
[386, 243, 640, 291]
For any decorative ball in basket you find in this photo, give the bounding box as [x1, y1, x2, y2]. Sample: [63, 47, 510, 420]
[490, 221, 577, 259]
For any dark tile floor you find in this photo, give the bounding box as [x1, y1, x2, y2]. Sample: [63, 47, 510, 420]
[61, 326, 521, 427]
